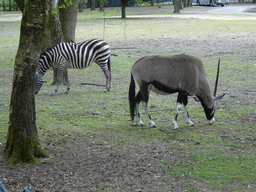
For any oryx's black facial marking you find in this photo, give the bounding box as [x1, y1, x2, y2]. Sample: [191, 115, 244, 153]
[197, 96, 215, 120]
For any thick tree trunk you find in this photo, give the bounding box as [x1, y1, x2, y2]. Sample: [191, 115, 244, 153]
[173, 0, 181, 13]
[59, 0, 79, 42]
[91, 0, 95, 10]
[4, 0, 48, 165]
[99, 0, 104, 12]
[15, 0, 24, 12]
[9, 0, 11, 11]
[51, 0, 79, 85]
[3, 0, 6, 11]
[121, 2, 126, 18]
[48, 0, 64, 85]
[151, 0, 154, 6]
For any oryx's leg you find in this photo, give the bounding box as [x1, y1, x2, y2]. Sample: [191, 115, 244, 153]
[142, 101, 157, 128]
[63, 68, 70, 94]
[173, 91, 195, 129]
[183, 94, 195, 127]
[173, 102, 182, 129]
[134, 91, 144, 126]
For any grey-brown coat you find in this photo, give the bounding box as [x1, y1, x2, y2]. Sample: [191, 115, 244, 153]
[129, 54, 225, 129]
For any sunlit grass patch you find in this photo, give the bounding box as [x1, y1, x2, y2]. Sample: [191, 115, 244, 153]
[162, 153, 256, 189]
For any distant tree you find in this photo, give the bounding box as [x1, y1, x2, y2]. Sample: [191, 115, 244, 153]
[79, 0, 86, 11]
[46, 0, 79, 84]
[173, 0, 181, 13]
[4, 0, 48, 164]
[151, 0, 154, 6]
[91, 0, 96, 10]
[121, 0, 130, 18]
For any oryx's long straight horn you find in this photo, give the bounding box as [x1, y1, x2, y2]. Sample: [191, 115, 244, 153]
[213, 58, 220, 97]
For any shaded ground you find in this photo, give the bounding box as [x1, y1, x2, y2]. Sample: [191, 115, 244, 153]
[1, 4, 256, 192]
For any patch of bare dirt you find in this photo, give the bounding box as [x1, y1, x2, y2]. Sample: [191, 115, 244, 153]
[1, 133, 216, 192]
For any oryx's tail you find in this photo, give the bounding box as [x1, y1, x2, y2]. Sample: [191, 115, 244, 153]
[129, 73, 136, 121]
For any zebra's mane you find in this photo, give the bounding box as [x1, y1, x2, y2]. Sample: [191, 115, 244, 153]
[41, 47, 54, 56]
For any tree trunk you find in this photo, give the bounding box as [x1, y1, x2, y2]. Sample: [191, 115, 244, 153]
[91, 0, 95, 10]
[3, 0, 6, 11]
[121, 2, 126, 18]
[48, 0, 64, 85]
[99, 0, 104, 12]
[173, 0, 181, 13]
[15, 0, 24, 12]
[9, 0, 11, 11]
[151, 0, 154, 6]
[4, 0, 48, 165]
[59, 0, 79, 42]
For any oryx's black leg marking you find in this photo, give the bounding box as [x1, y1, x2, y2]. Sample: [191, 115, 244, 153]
[183, 93, 195, 127]
[135, 90, 144, 126]
[173, 91, 194, 129]
[173, 91, 185, 129]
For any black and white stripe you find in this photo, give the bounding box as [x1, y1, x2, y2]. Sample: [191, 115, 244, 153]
[35, 39, 111, 94]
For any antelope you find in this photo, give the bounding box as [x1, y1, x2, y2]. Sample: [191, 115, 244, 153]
[129, 54, 225, 129]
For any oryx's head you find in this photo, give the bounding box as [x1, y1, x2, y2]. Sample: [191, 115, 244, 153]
[205, 59, 225, 124]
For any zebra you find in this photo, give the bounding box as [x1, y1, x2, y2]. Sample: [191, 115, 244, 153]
[35, 39, 111, 94]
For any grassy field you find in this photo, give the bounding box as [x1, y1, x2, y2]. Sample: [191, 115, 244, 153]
[0, 6, 256, 191]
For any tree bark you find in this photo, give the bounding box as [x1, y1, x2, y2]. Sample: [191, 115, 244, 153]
[173, 0, 181, 13]
[4, 0, 48, 165]
[99, 0, 104, 12]
[9, 0, 11, 11]
[91, 0, 95, 10]
[121, 2, 126, 18]
[48, 0, 64, 85]
[59, 0, 79, 42]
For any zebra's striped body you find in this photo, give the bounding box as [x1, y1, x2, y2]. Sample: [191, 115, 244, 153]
[35, 39, 111, 94]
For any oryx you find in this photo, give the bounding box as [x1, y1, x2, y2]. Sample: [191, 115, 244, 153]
[129, 54, 225, 129]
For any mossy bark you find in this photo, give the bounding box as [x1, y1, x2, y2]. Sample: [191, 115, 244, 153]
[4, 0, 48, 165]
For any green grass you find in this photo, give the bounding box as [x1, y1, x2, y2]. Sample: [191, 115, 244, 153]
[0, 6, 256, 191]
[163, 153, 256, 189]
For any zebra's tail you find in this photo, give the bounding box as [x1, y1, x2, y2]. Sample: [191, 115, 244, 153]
[129, 73, 136, 121]
[107, 56, 111, 72]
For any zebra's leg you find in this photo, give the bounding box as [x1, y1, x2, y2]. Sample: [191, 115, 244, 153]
[54, 65, 64, 94]
[63, 68, 70, 94]
[99, 61, 111, 92]
[104, 70, 111, 92]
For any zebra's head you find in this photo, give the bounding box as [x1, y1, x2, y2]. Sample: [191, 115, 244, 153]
[35, 71, 44, 95]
